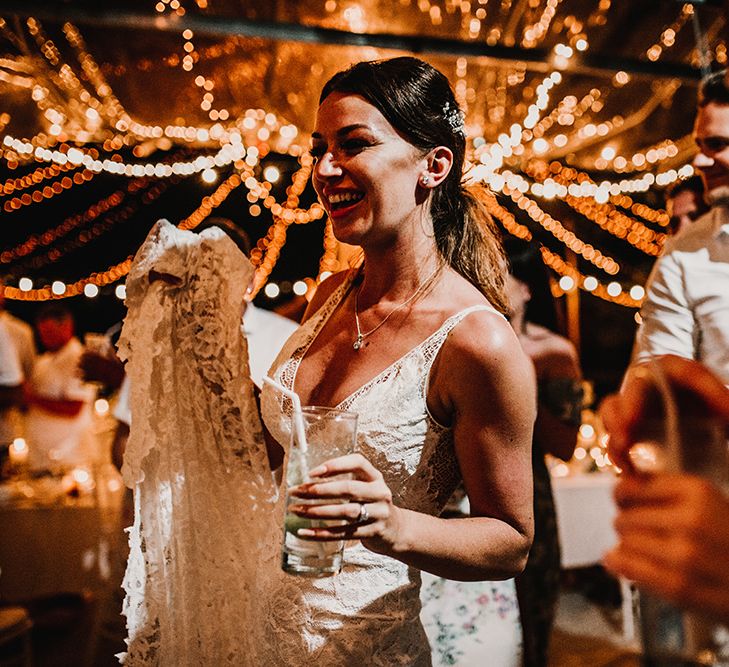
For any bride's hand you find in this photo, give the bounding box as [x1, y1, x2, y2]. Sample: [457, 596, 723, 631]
[287, 453, 403, 553]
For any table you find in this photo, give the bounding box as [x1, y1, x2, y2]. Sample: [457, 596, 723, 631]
[1, 505, 116, 602]
[0, 469, 125, 602]
[551, 472, 618, 569]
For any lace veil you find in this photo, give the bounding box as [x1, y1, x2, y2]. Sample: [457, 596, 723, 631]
[117, 220, 280, 665]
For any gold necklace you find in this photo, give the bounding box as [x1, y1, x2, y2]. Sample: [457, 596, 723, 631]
[352, 268, 438, 351]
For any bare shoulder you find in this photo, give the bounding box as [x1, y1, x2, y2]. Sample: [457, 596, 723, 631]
[524, 323, 580, 378]
[446, 308, 523, 369]
[435, 308, 535, 405]
[302, 270, 355, 323]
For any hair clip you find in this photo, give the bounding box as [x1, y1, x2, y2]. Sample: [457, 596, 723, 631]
[443, 101, 466, 136]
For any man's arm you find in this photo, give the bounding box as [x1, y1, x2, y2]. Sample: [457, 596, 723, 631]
[600, 356, 729, 624]
[633, 251, 695, 364]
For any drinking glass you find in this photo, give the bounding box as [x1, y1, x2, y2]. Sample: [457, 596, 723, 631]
[629, 365, 729, 666]
[281, 406, 358, 577]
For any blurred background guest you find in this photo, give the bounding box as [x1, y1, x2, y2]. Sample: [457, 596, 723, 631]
[0, 281, 36, 382]
[0, 283, 31, 455]
[664, 175, 708, 237]
[0, 315, 24, 461]
[422, 236, 582, 667]
[503, 236, 583, 667]
[25, 304, 96, 472]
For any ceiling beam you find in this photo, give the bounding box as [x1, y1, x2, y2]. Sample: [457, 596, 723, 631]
[0, 2, 703, 83]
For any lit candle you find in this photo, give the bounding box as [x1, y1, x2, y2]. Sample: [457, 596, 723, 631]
[8, 438, 29, 466]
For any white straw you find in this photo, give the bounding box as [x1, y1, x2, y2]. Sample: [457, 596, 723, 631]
[262, 376, 310, 483]
[264, 376, 330, 559]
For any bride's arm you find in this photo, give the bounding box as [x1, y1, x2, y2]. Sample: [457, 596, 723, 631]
[290, 310, 536, 581]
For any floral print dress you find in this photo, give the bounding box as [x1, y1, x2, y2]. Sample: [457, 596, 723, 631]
[420, 491, 523, 666]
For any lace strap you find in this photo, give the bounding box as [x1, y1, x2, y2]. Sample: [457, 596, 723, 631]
[420, 304, 503, 367]
[418, 304, 504, 428]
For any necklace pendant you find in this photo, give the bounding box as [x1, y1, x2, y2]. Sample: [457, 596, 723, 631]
[353, 334, 363, 351]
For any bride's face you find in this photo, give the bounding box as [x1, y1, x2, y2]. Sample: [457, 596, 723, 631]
[310, 92, 428, 247]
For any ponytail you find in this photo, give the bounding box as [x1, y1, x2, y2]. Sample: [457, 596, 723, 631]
[432, 180, 508, 315]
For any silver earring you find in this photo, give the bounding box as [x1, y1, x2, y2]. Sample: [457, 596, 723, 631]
[420, 174, 430, 186]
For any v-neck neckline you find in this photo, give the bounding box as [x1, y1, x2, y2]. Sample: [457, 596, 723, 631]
[288, 275, 489, 410]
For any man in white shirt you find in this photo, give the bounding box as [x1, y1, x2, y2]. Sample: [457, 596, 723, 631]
[633, 70, 729, 385]
[0, 318, 23, 447]
[25, 304, 96, 471]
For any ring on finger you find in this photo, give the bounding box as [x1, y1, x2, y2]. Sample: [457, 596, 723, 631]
[357, 502, 369, 523]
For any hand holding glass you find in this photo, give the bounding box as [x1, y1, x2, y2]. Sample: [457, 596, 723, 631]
[607, 360, 729, 666]
[281, 406, 358, 577]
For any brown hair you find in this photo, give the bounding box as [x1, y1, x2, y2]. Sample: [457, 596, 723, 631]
[698, 69, 729, 107]
[320, 57, 508, 314]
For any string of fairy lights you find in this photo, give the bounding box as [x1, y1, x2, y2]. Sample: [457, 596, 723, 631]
[1, 161, 78, 196]
[0, 3, 724, 308]
[1, 180, 141, 265]
[2, 167, 95, 213]
[10, 178, 175, 274]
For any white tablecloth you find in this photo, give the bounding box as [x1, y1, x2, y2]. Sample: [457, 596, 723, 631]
[552, 472, 618, 569]
[0, 472, 125, 602]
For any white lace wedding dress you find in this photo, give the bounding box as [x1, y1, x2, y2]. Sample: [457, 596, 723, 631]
[259, 273, 512, 666]
[117, 221, 280, 665]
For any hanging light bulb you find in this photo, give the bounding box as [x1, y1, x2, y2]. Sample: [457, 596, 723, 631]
[629, 285, 645, 300]
[583, 276, 598, 291]
[606, 282, 622, 297]
[559, 275, 575, 292]
[263, 165, 281, 183]
[201, 168, 218, 184]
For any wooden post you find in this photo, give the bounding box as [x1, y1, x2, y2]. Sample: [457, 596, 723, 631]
[565, 260, 581, 356]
